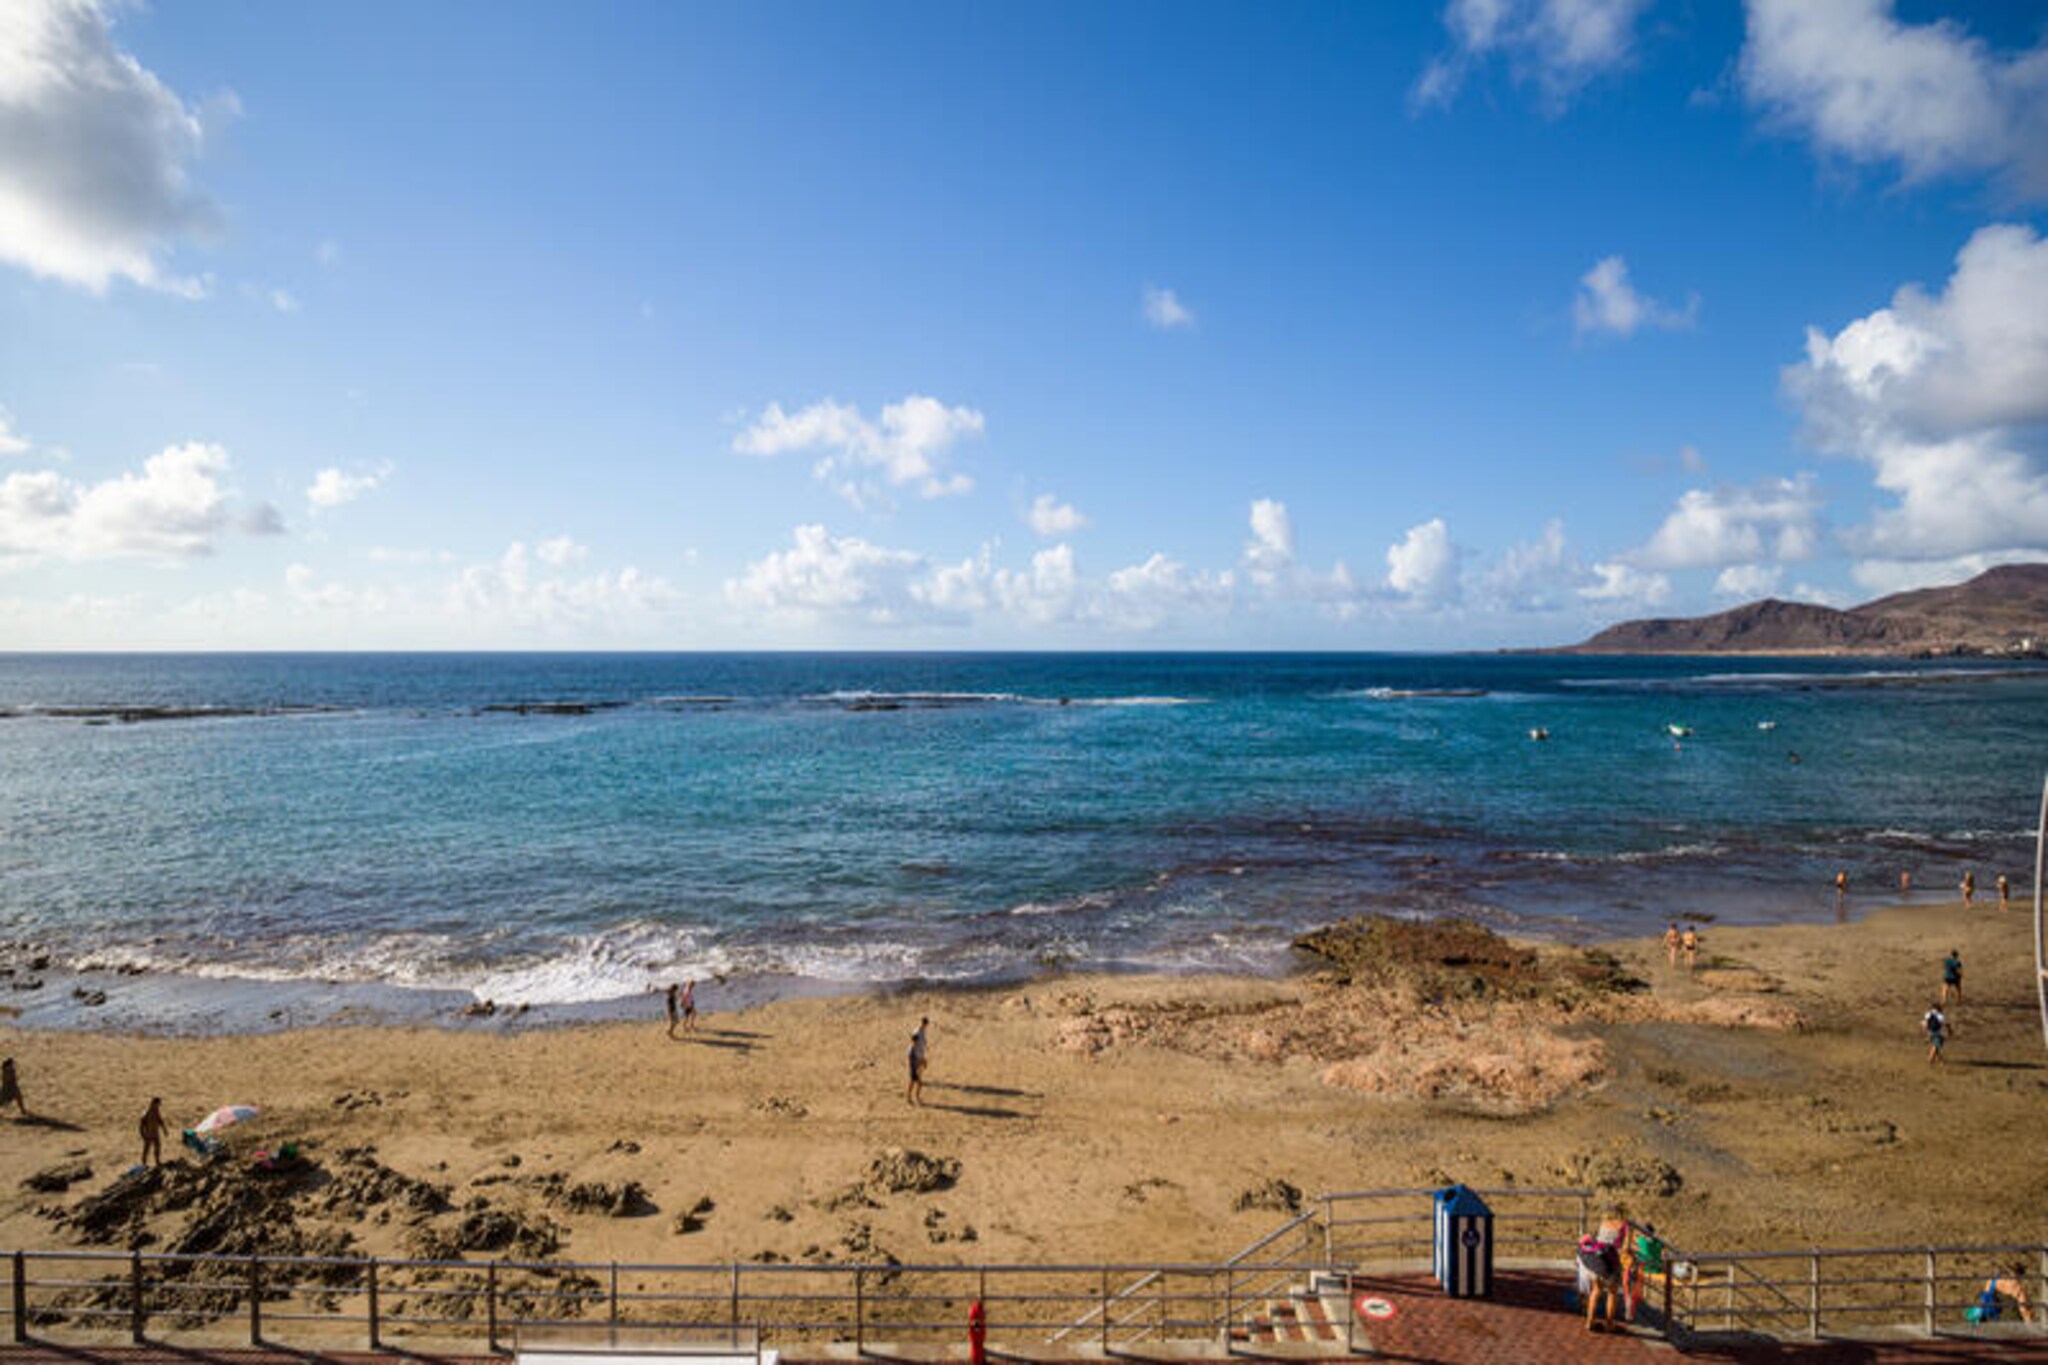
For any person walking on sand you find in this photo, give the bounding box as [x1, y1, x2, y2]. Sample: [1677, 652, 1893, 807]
[1924, 1003, 1947, 1065]
[1960, 871, 1975, 906]
[1662, 924, 1681, 969]
[140, 1097, 167, 1166]
[1941, 949, 1963, 1007]
[680, 978, 698, 1034]
[906, 1027, 927, 1107]
[1680, 926, 1700, 973]
[1996, 873, 2010, 912]
[913, 1016, 931, 1076]
[0, 1058, 24, 1118]
[664, 983, 680, 1039]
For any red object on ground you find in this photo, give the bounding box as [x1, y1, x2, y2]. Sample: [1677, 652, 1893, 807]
[968, 1297, 986, 1365]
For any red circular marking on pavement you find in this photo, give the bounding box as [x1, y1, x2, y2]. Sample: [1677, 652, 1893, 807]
[1355, 1295, 1396, 1319]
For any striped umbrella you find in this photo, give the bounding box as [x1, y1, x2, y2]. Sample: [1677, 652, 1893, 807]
[193, 1104, 259, 1134]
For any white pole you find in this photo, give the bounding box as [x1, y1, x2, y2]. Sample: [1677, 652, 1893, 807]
[2035, 772, 2047, 1054]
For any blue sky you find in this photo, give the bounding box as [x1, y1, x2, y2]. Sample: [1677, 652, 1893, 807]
[1, 0, 2045, 648]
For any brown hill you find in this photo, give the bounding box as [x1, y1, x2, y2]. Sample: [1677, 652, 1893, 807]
[1565, 562, 2048, 655]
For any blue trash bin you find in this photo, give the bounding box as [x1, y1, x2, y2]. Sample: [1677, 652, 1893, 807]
[1433, 1185, 1494, 1298]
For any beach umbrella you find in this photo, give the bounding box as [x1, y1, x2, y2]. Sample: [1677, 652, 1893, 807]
[193, 1104, 259, 1134]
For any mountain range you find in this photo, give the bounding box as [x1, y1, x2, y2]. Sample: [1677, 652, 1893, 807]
[1562, 563, 2048, 656]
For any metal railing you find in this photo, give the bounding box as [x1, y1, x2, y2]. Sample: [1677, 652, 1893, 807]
[2, 1247, 1358, 1354]
[14, 1202, 2037, 1353]
[1050, 1185, 1591, 1347]
[1667, 1243, 2048, 1340]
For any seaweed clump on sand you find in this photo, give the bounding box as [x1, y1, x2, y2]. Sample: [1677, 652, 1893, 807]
[1294, 915, 1645, 1008]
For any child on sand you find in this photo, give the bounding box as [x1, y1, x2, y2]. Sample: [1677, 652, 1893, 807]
[1941, 949, 1963, 1006]
[1924, 1003, 1947, 1065]
[1978, 1262, 2035, 1323]
[0, 1058, 23, 1117]
[140, 1097, 167, 1166]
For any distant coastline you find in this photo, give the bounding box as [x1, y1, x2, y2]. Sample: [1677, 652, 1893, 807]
[1551, 562, 2048, 657]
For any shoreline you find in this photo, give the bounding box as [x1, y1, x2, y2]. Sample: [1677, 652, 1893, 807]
[0, 885, 1977, 1038]
[2, 895, 2043, 1270]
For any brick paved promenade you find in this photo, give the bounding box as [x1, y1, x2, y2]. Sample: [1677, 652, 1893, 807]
[1345, 1270, 2048, 1362]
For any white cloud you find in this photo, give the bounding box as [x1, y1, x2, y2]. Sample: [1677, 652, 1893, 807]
[1240, 498, 1363, 614]
[725, 524, 932, 624]
[0, 407, 29, 457]
[1100, 552, 1233, 629]
[1633, 475, 1823, 569]
[1713, 563, 1783, 599]
[1740, 0, 2048, 199]
[1580, 560, 1671, 605]
[1480, 517, 1580, 609]
[1786, 223, 2048, 564]
[1142, 286, 1195, 330]
[1025, 493, 1087, 537]
[306, 463, 390, 510]
[1243, 498, 1296, 588]
[1385, 518, 1461, 601]
[1573, 256, 1698, 337]
[280, 543, 680, 640]
[1415, 0, 1651, 110]
[733, 394, 984, 503]
[0, 0, 226, 293]
[1847, 550, 2046, 597]
[0, 441, 242, 562]
[536, 536, 587, 568]
[268, 288, 298, 314]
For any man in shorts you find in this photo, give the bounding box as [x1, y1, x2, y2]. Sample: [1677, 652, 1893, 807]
[1924, 1003, 1947, 1065]
[1941, 949, 1963, 1007]
[906, 1028, 927, 1107]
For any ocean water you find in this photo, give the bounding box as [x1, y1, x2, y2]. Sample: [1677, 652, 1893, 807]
[1, 652, 2043, 1031]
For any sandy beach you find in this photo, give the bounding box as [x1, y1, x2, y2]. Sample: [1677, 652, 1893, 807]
[1, 897, 2041, 1275]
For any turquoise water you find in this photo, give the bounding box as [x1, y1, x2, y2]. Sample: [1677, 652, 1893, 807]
[1, 653, 2042, 1028]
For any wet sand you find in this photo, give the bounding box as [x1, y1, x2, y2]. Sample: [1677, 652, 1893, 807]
[0, 897, 2041, 1269]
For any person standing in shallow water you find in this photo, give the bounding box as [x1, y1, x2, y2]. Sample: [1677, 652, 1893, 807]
[140, 1097, 167, 1166]
[1960, 871, 1975, 906]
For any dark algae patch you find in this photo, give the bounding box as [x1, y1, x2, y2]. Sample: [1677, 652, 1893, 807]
[1293, 915, 1646, 1005]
